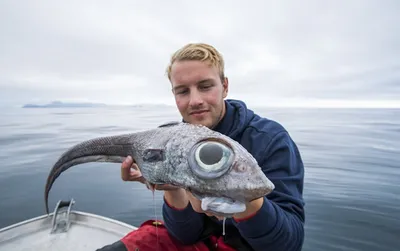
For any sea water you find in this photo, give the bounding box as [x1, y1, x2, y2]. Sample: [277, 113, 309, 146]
[0, 106, 399, 251]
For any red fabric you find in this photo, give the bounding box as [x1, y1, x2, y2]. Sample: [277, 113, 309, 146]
[121, 220, 236, 251]
[209, 236, 237, 251]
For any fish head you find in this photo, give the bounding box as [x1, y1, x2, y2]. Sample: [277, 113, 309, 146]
[162, 126, 275, 217]
[186, 136, 275, 199]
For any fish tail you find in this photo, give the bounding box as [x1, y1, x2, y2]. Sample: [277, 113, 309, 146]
[44, 134, 137, 214]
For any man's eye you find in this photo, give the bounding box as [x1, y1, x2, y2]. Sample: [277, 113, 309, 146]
[177, 90, 188, 95]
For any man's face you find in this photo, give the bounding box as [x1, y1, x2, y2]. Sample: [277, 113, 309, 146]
[169, 60, 228, 129]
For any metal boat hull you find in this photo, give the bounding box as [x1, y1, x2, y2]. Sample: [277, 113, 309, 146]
[0, 200, 137, 251]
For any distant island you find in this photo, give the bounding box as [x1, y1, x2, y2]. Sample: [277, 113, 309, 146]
[22, 101, 107, 108]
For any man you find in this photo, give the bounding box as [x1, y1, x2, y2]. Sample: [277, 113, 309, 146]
[98, 43, 305, 251]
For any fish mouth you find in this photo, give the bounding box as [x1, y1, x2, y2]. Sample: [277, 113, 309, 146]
[190, 190, 247, 217]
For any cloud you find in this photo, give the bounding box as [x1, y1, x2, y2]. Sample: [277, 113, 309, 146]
[0, 0, 399, 107]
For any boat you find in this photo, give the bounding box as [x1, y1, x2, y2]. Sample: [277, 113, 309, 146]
[0, 199, 138, 251]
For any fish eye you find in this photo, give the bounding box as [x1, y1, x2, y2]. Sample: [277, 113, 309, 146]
[189, 140, 234, 179]
[196, 142, 225, 168]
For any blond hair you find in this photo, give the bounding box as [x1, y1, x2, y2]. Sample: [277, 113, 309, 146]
[166, 43, 225, 81]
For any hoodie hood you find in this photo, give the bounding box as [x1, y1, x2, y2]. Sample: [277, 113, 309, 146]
[213, 99, 254, 141]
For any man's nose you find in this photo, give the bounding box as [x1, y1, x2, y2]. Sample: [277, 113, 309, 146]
[189, 91, 203, 107]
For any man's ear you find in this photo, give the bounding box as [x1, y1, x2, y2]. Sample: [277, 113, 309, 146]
[222, 77, 229, 98]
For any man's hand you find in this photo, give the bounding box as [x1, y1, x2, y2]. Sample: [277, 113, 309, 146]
[121, 156, 145, 183]
[232, 197, 264, 220]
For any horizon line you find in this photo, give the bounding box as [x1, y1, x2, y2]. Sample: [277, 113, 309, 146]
[5, 98, 400, 109]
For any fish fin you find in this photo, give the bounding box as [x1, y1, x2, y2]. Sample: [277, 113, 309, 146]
[143, 149, 165, 162]
[145, 181, 156, 192]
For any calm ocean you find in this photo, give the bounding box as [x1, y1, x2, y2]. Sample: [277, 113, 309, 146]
[0, 105, 399, 251]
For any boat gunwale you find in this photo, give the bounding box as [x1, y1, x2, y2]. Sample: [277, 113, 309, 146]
[0, 210, 138, 233]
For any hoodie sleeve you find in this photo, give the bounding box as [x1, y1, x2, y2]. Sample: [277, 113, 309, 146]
[231, 130, 305, 251]
[162, 197, 206, 245]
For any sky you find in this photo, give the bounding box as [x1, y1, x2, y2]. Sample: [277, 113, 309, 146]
[1, 0, 399, 108]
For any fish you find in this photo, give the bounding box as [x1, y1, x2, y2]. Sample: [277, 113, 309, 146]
[44, 121, 275, 217]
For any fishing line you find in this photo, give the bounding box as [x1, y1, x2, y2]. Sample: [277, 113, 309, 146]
[152, 191, 160, 251]
[222, 217, 226, 236]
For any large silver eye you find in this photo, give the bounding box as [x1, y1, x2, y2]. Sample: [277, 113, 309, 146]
[189, 140, 234, 179]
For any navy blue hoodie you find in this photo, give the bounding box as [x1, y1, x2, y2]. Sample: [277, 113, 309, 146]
[162, 99, 305, 251]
